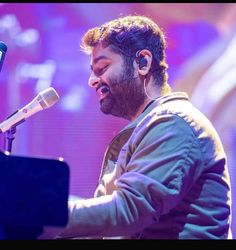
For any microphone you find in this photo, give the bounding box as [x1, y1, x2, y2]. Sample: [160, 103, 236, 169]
[0, 87, 60, 133]
[0, 41, 7, 72]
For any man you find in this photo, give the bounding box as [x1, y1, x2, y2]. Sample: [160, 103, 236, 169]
[40, 15, 232, 239]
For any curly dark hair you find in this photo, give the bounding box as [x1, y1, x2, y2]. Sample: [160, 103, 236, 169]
[81, 15, 168, 87]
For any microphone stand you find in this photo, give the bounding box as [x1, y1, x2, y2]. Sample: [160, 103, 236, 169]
[3, 126, 17, 154]
[1, 119, 44, 240]
[2, 110, 25, 154]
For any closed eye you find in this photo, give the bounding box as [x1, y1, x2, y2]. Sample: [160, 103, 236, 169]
[95, 65, 108, 76]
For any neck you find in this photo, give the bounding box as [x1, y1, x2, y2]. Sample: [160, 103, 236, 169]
[129, 77, 172, 121]
[129, 98, 154, 121]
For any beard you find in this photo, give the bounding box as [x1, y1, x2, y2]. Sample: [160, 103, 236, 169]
[100, 63, 146, 120]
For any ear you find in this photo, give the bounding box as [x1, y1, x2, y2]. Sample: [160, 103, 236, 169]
[135, 49, 153, 77]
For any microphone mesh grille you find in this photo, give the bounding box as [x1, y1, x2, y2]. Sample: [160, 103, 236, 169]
[39, 87, 60, 109]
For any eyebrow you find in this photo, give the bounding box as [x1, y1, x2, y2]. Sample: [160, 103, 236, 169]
[90, 55, 109, 71]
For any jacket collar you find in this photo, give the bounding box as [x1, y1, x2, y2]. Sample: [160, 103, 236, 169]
[120, 92, 189, 133]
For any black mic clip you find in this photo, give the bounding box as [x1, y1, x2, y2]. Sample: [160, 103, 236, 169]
[2, 110, 25, 154]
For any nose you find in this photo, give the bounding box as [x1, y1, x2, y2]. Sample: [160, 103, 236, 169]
[88, 72, 100, 88]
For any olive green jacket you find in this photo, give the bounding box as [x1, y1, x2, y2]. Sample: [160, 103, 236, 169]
[59, 92, 232, 239]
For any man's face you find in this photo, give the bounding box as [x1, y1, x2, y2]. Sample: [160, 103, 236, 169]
[89, 44, 146, 120]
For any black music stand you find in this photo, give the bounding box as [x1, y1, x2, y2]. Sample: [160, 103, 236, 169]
[0, 151, 70, 239]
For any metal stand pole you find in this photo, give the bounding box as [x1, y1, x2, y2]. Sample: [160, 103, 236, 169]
[3, 126, 17, 154]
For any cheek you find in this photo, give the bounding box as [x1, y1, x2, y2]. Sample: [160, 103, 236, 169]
[107, 68, 122, 84]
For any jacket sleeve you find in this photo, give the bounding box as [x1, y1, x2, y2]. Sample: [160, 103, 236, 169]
[42, 114, 203, 239]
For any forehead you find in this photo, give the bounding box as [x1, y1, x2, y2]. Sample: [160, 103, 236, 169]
[90, 43, 121, 65]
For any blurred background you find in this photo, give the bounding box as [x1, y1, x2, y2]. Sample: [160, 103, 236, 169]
[0, 3, 235, 238]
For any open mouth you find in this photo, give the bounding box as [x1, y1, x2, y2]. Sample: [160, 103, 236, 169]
[96, 85, 110, 101]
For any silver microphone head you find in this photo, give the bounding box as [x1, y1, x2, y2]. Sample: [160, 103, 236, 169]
[37, 87, 60, 109]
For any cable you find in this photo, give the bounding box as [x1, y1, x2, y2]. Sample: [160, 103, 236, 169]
[143, 77, 157, 100]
